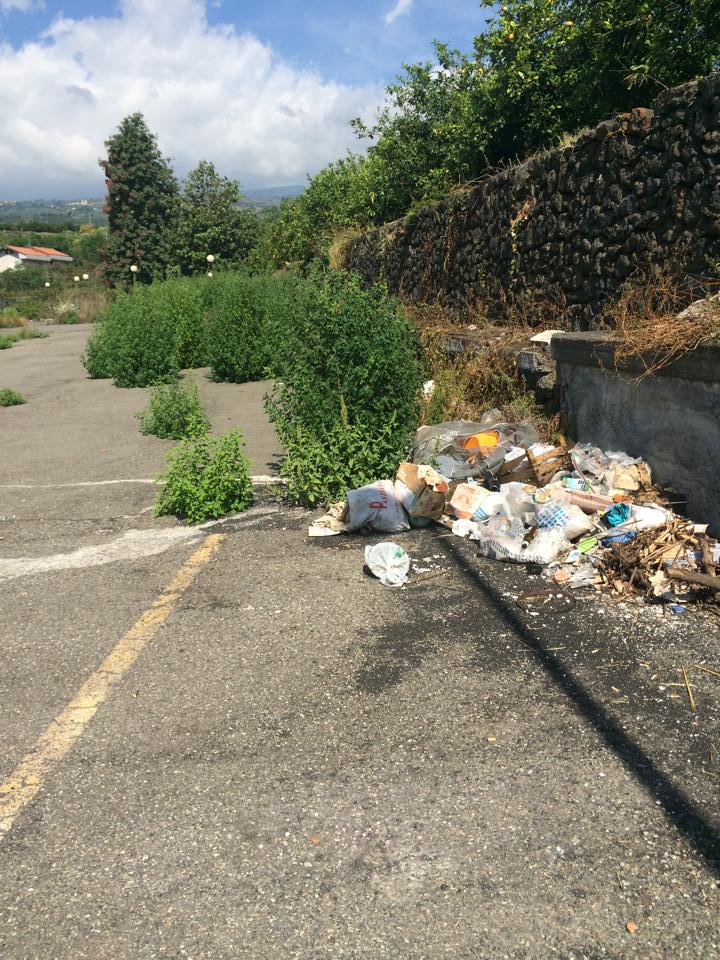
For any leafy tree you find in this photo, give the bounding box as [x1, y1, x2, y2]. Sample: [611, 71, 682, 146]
[266, 0, 720, 266]
[260, 158, 366, 268]
[100, 113, 179, 285]
[473, 0, 720, 165]
[175, 161, 259, 275]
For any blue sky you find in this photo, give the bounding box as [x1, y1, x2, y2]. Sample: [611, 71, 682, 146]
[0, 0, 491, 199]
[1, 1, 488, 86]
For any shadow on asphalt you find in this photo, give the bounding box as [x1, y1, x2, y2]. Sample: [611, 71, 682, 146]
[439, 535, 720, 878]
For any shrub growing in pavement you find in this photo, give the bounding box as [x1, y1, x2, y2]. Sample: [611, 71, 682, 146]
[266, 270, 422, 504]
[138, 380, 210, 440]
[82, 320, 113, 379]
[0, 388, 26, 406]
[279, 418, 413, 505]
[268, 270, 420, 437]
[205, 273, 269, 383]
[154, 429, 254, 524]
[83, 277, 207, 387]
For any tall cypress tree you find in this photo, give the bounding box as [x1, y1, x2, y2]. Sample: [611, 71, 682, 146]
[100, 113, 178, 286]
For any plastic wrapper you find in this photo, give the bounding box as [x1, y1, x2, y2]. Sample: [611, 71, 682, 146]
[475, 527, 570, 565]
[412, 415, 539, 480]
[364, 542, 410, 587]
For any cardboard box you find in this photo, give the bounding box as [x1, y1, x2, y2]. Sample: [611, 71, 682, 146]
[448, 482, 492, 520]
[394, 462, 449, 521]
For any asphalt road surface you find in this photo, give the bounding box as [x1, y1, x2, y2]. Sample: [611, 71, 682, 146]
[1, 326, 718, 959]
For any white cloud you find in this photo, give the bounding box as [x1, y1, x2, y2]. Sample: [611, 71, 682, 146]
[0, 0, 384, 198]
[384, 0, 413, 25]
[0, 0, 41, 10]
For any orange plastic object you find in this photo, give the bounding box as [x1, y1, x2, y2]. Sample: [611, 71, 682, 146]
[463, 431, 500, 452]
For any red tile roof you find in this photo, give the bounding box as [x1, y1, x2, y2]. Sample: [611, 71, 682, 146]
[5, 245, 72, 260]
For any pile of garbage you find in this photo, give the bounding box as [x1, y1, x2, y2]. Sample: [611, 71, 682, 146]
[309, 410, 720, 606]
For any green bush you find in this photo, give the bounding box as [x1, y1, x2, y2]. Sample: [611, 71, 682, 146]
[0, 388, 26, 406]
[83, 321, 113, 378]
[279, 419, 411, 505]
[95, 287, 179, 387]
[155, 429, 254, 523]
[162, 276, 208, 369]
[138, 381, 210, 439]
[84, 277, 207, 388]
[205, 273, 269, 382]
[0, 334, 15, 349]
[265, 271, 422, 505]
[268, 271, 420, 437]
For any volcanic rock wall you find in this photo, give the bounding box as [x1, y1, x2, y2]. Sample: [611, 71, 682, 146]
[343, 74, 720, 329]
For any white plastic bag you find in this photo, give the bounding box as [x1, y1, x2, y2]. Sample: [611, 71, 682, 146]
[476, 527, 570, 565]
[346, 480, 410, 533]
[364, 542, 410, 587]
[534, 500, 592, 540]
[451, 518, 481, 539]
[630, 504, 668, 531]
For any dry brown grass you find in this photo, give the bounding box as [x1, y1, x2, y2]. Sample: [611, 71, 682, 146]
[45, 287, 109, 324]
[328, 227, 362, 271]
[0, 310, 29, 328]
[605, 270, 720, 379]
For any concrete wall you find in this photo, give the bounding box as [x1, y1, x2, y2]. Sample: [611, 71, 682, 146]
[344, 73, 720, 330]
[551, 333, 720, 531]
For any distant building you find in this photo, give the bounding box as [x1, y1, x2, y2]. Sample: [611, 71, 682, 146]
[0, 245, 73, 273]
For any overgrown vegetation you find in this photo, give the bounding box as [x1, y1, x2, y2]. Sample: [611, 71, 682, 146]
[0, 388, 26, 406]
[83, 276, 208, 386]
[420, 327, 542, 425]
[0, 326, 48, 349]
[606, 271, 720, 378]
[0, 307, 29, 328]
[86, 268, 422, 505]
[205, 273, 273, 383]
[138, 381, 210, 440]
[266, 271, 422, 503]
[262, 0, 720, 267]
[155, 429, 254, 523]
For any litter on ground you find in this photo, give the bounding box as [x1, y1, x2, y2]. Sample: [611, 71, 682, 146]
[309, 410, 719, 607]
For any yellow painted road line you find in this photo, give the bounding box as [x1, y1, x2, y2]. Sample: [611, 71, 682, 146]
[0, 532, 226, 842]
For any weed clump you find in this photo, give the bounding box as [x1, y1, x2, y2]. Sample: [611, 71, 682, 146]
[82, 277, 207, 387]
[0, 308, 28, 328]
[155, 429, 254, 524]
[138, 381, 210, 440]
[0, 327, 48, 349]
[0, 388, 26, 406]
[266, 271, 422, 504]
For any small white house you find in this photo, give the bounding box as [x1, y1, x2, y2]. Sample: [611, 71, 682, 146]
[0, 245, 73, 273]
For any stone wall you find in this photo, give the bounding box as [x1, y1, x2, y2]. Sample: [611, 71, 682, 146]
[344, 74, 720, 329]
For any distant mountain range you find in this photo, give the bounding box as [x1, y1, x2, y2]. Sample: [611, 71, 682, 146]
[0, 185, 306, 225]
[241, 184, 305, 206]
